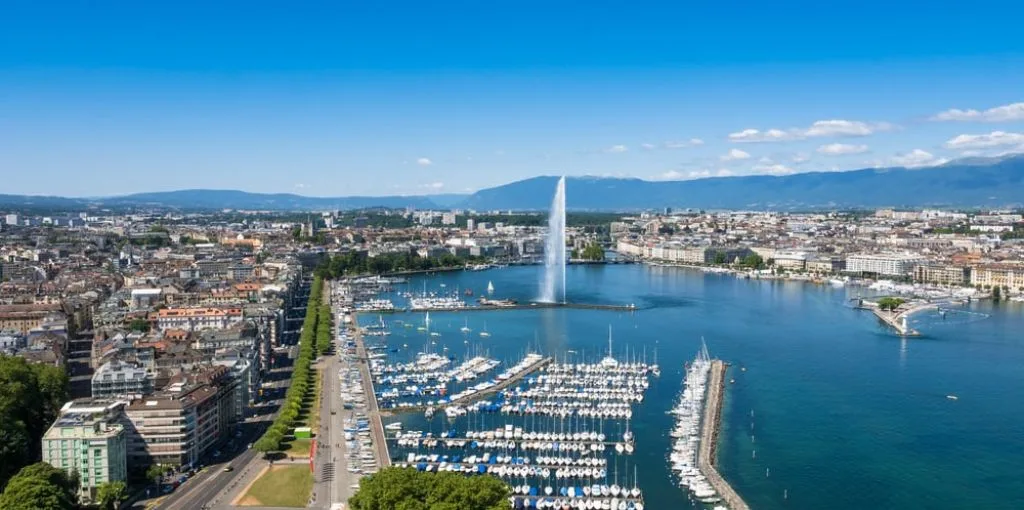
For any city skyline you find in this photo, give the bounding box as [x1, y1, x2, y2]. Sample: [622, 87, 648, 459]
[2, 2, 1024, 196]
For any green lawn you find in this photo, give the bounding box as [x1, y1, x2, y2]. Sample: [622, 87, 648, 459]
[241, 465, 313, 508]
[281, 437, 312, 458]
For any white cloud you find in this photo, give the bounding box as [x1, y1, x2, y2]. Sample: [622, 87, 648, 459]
[791, 152, 811, 163]
[294, 183, 307, 189]
[817, 143, 869, 156]
[805, 120, 883, 137]
[641, 143, 656, 150]
[654, 170, 685, 181]
[687, 170, 711, 178]
[751, 162, 795, 175]
[715, 169, 734, 177]
[605, 145, 629, 153]
[419, 182, 445, 190]
[660, 138, 704, 149]
[931, 102, 1024, 122]
[728, 128, 797, 143]
[729, 120, 893, 143]
[416, 157, 432, 166]
[890, 149, 948, 168]
[720, 148, 751, 161]
[944, 131, 1024, 150]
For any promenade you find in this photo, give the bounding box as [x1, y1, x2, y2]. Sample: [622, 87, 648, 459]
[698, 360, 750, 510]
[351, 316, 391, 467]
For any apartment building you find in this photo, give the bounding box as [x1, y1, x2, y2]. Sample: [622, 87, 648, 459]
[153, 306, 243, 331]
[913, 265, 971, 286]
[42, 399, 128, 504]
[970, 264, 1024, 290]
[92, 360, 153, 398]
[124, 367, 239, 467]
[845, 253, 926, 276]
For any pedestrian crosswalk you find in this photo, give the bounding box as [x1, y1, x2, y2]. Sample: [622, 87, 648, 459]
[321, 462, 335, 482]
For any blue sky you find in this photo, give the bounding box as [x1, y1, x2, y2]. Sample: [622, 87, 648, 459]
[2, 1, 1024, 197]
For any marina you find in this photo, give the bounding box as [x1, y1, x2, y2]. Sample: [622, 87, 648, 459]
[333, 260, 1024, 510]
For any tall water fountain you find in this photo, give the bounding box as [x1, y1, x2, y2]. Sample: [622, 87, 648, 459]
[539, 176, 567, 303]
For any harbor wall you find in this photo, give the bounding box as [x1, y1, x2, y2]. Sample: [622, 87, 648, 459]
[698, 360, 750, 510]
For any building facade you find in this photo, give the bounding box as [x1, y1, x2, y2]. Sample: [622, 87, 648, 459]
[970, 264, 1024, 290]
[42, 399, 128, 504]
[913, 265, 971, 286]
[845, 253, 925, 276]
[92, 360, 153, 398]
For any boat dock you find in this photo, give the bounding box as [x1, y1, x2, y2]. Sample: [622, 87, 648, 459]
[352, 318, 392, 467]
[698, 360, 750, 510]
[380, 356, 553, 416]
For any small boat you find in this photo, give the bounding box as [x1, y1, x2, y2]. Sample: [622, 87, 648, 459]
[487, 281, 495, 295]
[479, 322, 491, 338]
[385, 423, 403, 431]
[460, 319, 472, 333]
[946, 394, 958, 400]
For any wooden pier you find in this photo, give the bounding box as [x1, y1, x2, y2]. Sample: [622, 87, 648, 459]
[380, 356, 553, 416]
[698, 360, 750, 510]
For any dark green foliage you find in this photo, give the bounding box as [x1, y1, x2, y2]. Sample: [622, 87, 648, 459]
[96, 480, 129, 510]
[580, 243, 605, 261]
[877, 297, 906, 311]
[349, 467, 509, 510]
[314, 251, 485, 279]
[0, 462, 78, 510]
[0, 356, 70, 489]
[253, 275, 324, 452]
[741, 253, 765, 269]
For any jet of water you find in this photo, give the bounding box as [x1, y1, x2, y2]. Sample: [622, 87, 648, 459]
[539, 176, 566, 303]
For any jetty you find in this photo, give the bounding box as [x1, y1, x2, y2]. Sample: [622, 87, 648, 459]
[870, 307, 921, 336]
[352, 318, 392, 467]
[379, 356, 553, 416]
[698, 360, 750, 510]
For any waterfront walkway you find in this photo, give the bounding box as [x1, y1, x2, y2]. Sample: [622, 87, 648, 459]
[380, 356, 553, 416]
[698, 360, 750, 510]
[351, 318, 391, 468]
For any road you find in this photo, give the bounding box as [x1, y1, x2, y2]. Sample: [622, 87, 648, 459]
[147, 357, 293, 510]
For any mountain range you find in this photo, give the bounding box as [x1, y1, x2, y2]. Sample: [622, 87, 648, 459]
[3, 155, 1023, 212]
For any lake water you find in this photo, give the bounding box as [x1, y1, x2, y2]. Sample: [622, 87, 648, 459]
[360, 264, 1024, 510]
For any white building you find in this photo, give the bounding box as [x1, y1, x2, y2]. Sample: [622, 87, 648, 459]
[845, 253, 925, 276]
[42, 399, 128, 504]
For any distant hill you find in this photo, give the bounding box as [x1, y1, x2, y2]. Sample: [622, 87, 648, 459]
[1, 155, 1022, 212]
[458, 155, 1024, 210]
[109, 189, 443, 210]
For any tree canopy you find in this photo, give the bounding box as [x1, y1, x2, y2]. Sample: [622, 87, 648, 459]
[96, 480, 129, 510]
[877, 297, 905, 311]
[252, 275, 323, 452]
[0, 356, 70, 489]
[0, 462, 78, 510]
[348, 467, 509, 510]
[579, 243, 605, 261]
[314, 251, 484, 279]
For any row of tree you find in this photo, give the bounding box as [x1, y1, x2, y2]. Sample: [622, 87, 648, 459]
[252, 276, 326, 453]
[0, 355, 71, 490]
[314, 251, 484, 279]
[349, 467, 509, 510]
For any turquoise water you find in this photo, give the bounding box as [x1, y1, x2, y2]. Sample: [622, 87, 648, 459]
[362, 265, 1024, 509]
